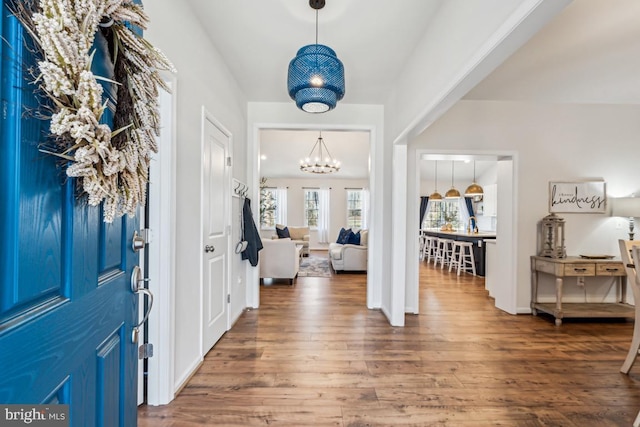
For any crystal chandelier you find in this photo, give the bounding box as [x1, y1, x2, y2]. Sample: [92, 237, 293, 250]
[300, 131, 340, 174]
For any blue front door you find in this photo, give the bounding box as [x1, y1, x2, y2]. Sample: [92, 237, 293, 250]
[0, 3, 139, 425]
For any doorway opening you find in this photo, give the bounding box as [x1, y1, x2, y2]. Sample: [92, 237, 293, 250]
[249, 125, 377, 309]
[410, 150, 518, 316]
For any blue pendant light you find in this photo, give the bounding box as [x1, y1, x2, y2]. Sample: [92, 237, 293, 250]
[287, 0, 345, 113]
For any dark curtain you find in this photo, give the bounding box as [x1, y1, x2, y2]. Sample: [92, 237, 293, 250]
[419, 196, 429, 228]
[465, 197, 475, 229]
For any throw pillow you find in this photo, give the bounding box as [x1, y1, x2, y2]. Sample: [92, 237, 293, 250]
[360, 229, 369, 246]
[336, 227, 351, 244]
[276, 226, 290, 239]
[347, 230, 361, 245]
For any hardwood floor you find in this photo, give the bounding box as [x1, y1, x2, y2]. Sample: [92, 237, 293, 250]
[138, 254, 640, 426]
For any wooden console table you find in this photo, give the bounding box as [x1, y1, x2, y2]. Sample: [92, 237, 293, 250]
[530, 255, 632, 326]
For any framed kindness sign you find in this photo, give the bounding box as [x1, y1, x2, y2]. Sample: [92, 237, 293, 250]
[549, 181, 607, 213]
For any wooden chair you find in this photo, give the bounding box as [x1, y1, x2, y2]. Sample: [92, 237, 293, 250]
[619, 239, 640, 375]
[618, 240, 640, 427]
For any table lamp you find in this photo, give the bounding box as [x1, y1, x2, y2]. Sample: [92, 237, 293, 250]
[612, 197, 640, 240]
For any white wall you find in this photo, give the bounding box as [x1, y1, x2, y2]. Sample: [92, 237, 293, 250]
[144, 2, 248, 393]
[258, 178, 369, 249]
[413, 99, 640, 311]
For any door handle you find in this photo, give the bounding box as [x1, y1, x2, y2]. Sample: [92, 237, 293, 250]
[130, 266, 154, 343]
[204, 245, 215, 253]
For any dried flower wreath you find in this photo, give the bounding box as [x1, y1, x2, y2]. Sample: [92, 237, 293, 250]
[10, 0, 175, 222]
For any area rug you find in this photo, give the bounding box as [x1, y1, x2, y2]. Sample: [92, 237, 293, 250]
[298, 254, 332, 277]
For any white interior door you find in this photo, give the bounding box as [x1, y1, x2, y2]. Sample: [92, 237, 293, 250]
[494, 158, 517, 314]
[202, 113, 230, 353]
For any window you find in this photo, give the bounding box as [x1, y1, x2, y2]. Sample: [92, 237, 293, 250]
[423, 200, 461, 230]
[260, 187, 276, 229]
[346, 189, 363, 229]
[304, 189, 319, 228]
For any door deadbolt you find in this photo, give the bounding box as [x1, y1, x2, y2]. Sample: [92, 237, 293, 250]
[132, 230, 146, 252]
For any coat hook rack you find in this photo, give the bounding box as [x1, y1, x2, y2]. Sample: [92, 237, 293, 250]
[233, 179, 249, 198]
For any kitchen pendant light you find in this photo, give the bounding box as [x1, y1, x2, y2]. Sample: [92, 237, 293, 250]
[465, 161, 484, 197]
[429, 161, 443, 201]
[287, 0, 345, 113]
[445, 161, 461, 199]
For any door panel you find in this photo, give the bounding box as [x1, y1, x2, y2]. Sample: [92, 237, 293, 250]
[202, 115, 230, 353]
[0, 5, 138, 425]
[208, 141, 226, 236]
[102, 220, 125, 274]
[0, 15, 64, 319]
[97, 330, 123, 427]
[205, 255, 226, 328]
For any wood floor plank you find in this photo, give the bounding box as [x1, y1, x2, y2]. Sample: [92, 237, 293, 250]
[138, 252, 640, 426]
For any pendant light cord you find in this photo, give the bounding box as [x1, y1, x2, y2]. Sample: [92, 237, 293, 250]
[315, 9, 319, 45]
[451, 161, 455, 187]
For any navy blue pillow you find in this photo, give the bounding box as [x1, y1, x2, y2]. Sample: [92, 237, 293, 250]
[347, 230, 361, 245]
[276, 226, 290, 239]
[336, 227, 351, 244]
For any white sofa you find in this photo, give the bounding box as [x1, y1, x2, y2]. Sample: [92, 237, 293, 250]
[329, 229, 368, 272]
[260, 238, 301, 285]
[273, 224, 310, 257]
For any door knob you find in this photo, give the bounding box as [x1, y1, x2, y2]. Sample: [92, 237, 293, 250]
[204, 245, 215, 253]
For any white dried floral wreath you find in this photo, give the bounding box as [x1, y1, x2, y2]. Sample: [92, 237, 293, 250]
[12, 0, 174, 222]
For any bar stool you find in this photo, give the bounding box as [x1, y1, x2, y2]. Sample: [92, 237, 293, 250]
[449, 241, 462, 273]
[422, 236, 437, 263]
[436, 238, 454, 269]
[451, 241, 476, 276]
[432, 238, 443, 265]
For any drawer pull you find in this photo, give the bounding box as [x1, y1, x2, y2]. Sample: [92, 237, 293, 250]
[573, 268, 587, 272]
[605, 268, 619, 272]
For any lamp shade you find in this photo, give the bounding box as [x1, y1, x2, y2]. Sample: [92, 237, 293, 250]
[464, 182, 484, 197]
[429, 191, 443, 201]
[464, 161, 484, 196]
[612, 197, 640, 218]
[445, 187, 461, 199]
[288, 44, 345, 113]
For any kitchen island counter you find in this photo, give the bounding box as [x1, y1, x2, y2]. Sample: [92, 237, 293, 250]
[421, 229, 496, 276]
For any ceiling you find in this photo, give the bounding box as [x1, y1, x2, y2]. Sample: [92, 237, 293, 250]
[184, 0, 443, 105]
[464, 0, 640, 104]
[185, 0, 640, 181]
